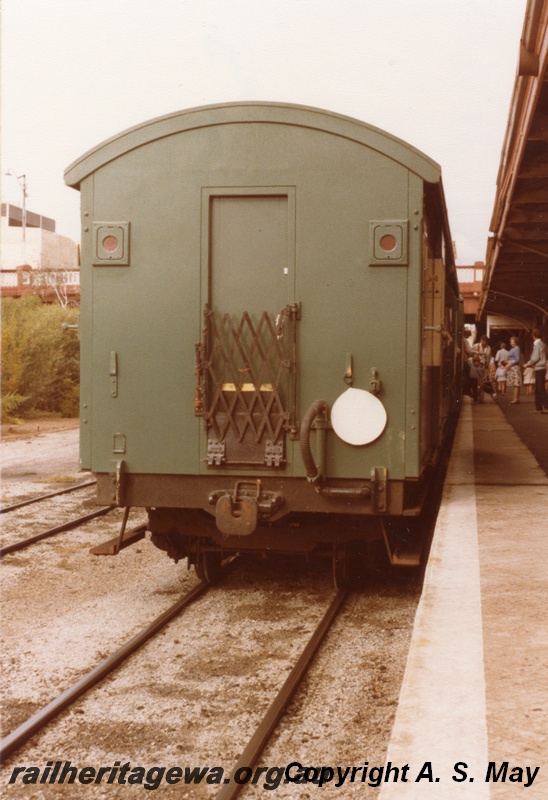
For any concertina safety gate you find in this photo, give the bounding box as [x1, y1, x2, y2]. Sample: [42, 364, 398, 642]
[194, 303, 300, 468]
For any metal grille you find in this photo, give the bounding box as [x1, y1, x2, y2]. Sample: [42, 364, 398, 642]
[195, 304, 299, 466]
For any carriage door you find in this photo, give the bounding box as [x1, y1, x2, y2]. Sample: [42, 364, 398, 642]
[196, 189, 298, 470]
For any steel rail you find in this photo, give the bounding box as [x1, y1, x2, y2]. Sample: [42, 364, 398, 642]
[0, 507, 114, 558]
[0, 480, 97, 514]
[0, 579, 210, 762]
[215, 588, 348, 800]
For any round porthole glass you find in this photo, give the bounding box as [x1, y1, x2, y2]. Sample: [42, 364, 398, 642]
[379, 233, 397, 251]
[102, 235, 119, 252]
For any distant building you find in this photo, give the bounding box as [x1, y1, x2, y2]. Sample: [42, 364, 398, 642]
[457, 262, 484, 320]
[1, 203, 80, 303]
[458, 260, 528, 343]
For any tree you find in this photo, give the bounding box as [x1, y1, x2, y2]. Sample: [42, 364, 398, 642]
[1, 297, 80, 420]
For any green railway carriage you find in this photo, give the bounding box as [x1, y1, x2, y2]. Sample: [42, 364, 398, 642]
[65, 102, 460, 585]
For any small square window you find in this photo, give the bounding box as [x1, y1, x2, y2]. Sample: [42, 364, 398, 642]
[93, 222, 130, 266]
[369, 220, 408, 266]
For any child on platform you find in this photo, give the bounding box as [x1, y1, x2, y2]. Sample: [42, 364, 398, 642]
[523, 364, 535, 395]
[495, 361, 507, 395]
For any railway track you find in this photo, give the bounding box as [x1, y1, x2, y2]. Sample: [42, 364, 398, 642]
[2, 476, 420, 792]
[1, 562, 348, 779]
[0, 480, 96, 514]
[0, 476, 133, 558]
[0, 578, 211, 762]
[216, 588, 348, 800]
[0, 507, 115, 558]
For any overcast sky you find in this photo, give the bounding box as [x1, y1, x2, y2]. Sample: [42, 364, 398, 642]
[2, 0, 527, 265]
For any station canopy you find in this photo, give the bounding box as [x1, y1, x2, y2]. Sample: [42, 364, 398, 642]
[479, 0, 548, 326]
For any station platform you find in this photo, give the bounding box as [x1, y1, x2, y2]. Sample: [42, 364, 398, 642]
[379, 395, 548, 799]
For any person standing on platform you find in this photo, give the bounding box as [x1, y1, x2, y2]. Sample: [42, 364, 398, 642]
[524, 329, 548, 413]
[474, 335, 492, 368]
[463, 328, 476, 357]
[495, 342, 509, 365]
[469, 356, 486, 404]
[506, 336, 522, 404]
[470, 355, 484, 403]
[462, 329, 475, 396]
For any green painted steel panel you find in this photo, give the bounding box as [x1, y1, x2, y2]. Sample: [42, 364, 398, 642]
[68, 104, 451, 483]
[65, 103, 441, 189]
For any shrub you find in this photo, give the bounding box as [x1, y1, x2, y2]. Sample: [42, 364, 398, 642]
[1, 297, 80, 420]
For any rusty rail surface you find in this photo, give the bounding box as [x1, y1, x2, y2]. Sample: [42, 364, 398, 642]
[0, 480, 97, 514]
[0, 507, 114, 558]
[215, 588, 349, 800]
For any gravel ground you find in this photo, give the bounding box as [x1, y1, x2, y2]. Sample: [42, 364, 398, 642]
[1, 427, 422, 799]
[1, 421, 80, 483]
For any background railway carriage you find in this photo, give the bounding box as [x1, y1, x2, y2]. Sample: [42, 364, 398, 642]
[64, 102, 460, 586]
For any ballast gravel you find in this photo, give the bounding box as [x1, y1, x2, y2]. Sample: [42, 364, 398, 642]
[1, 428, 421, 798]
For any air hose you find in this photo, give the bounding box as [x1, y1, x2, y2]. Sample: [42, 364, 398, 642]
[299, 399, 328, 483]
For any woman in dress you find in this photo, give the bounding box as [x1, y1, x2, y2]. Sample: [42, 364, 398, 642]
[506, 336, 522, 404]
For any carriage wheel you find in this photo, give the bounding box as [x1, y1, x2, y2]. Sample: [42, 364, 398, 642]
[332, 542, 367, 588]
[195, 549, 223, 584]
